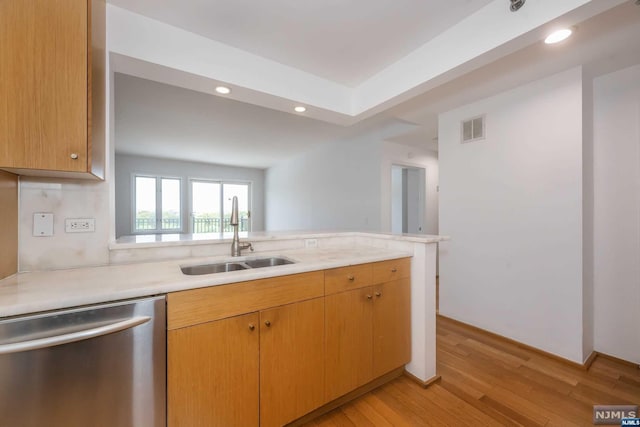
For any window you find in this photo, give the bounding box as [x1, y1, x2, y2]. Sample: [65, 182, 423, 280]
[133, 175, 182, 233]
[190, 180, 251, 234]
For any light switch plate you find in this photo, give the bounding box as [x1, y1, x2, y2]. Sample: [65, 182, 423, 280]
[33, 213, 54, 237]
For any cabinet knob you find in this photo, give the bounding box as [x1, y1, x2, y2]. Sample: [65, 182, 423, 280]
[70, 153, 79, 160]
[248, 324, 255, 331]
[391, 268, 397, 273]
[366, 294, 372, 300]
[264, 320, 271, 327]
[375, 292, 382, 297]
[347, 275, 355, 281]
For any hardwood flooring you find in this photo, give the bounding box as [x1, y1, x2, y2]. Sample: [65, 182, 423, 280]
[307, 316, 640, 426]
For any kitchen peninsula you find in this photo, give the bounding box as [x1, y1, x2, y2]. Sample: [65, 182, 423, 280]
[0, 231, 444, 425]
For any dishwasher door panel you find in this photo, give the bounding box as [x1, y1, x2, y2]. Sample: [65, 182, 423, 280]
[0, 296, 166, 427]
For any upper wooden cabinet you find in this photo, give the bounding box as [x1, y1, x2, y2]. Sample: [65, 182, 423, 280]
[0, 0, 105, 179]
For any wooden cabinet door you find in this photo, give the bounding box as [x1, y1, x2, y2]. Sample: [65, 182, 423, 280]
[0, 0, 88, 172]
[260, 298, 325, 427]
[168, 313, 259, 427]
[325, 287, 374, 401]
[373, 278, 411, 377]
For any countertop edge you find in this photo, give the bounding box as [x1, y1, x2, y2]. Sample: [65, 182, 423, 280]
[0, 248, 413, 319]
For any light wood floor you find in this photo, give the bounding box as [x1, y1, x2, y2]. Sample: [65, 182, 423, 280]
[307, 316, 640, 426]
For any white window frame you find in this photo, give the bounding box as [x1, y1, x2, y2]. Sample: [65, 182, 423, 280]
[188, 178, 252, 234]
[131, 173, 184, 234]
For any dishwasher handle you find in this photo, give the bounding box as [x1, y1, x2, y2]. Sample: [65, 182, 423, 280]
[0, 316, 151, 355]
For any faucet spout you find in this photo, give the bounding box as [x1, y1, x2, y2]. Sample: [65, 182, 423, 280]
[230, 196, 252, 256]
[230, 196, 239, 226]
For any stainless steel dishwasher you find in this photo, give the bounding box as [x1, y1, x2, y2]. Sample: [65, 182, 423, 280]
[0, 295, 166, 427]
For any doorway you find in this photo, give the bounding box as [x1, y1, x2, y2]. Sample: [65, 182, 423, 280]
[391, 165, 426, 234]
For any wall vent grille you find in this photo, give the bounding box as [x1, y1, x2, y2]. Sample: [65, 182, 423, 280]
[461, 115, 485, 143]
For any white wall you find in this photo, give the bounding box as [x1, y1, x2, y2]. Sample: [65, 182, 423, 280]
[115, 154, 265, 238]
[438, 68, 585, 363]
[265, 138, 383, 231]
[593, 64, 640, 364]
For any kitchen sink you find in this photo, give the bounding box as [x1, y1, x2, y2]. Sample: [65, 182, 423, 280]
[181, 262, 249, 275]
[244, 257, 294, 268]
[180, 257, 295, 275]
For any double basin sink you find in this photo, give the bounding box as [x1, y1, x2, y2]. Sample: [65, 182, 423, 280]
[181, 256, 294, 275]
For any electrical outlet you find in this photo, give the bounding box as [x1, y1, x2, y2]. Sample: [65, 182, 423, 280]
[65, 218, 95, 233]
[305, 239, 318, 248]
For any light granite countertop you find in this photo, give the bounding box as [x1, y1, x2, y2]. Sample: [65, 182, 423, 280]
[0, 246, 412, 318]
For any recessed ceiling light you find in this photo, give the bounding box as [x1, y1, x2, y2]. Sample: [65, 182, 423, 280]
[294, 106, 306, 113]
[215, 86, 231, 94]
[544, 28, 572, 44]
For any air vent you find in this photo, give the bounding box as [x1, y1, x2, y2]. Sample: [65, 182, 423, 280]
[461, 115, 485, 143]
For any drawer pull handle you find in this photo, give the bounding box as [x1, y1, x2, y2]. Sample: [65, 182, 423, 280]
[375, 292, 382, 297]
[347, 275, 355, 281]
[264, 320, 271, 327]
[248, 324, 255, 331]
[70, 153, 79, 160]
[366, 294, 373, 300]
[391, 268, 397, 273]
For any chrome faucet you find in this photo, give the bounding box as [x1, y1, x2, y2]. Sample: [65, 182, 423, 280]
[230, 196, 253, 257]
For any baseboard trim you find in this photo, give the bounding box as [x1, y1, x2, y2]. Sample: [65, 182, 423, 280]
[403, 371, 441, 388]
[438, 314, 590, 370]
[287, 367, 404, 426]
[594, 351, 640, 369]
[583, 351, 598, 370]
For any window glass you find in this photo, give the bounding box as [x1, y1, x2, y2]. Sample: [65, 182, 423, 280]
[135, 176, 156, 231]
[191, 181, 221, 233]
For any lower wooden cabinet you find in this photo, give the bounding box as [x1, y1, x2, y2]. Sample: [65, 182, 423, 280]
[373, 277, 412, 377]
[325, 287, 373, 401]
[325, 259, 412, 402]
[260, 298, 325, 427]
[167, 259, 411, 426]
[168, 312, 259, 427]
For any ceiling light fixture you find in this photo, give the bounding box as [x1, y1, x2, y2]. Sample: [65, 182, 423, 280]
[544, 28, 573, 44]
[294, 106, 306, 113]
[215, 86, 231, 95]
[510, 0, 525, 12]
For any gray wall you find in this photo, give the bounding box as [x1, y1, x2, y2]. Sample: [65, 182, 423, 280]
[115, 154, 265, 238]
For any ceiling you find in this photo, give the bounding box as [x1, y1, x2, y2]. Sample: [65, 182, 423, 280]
[107, 0, 493, 87]
[114, 73, 347, 169]
[111, 1, 640, 168]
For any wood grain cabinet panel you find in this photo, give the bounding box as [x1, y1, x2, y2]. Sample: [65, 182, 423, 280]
[168, 313, 259, 427]
[325, 287, 374, 401]
[167, 271, 324, 330]
[324, 263, 373, 295]
[373, 277, 412, 377]
[0, 171, 18, 279]
[0, 0, 105, 179]
[260, 298, 325, 427]
[372, 257, 411, 284]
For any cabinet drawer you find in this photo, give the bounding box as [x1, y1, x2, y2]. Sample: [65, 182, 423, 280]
[167, 271, 324, 330]
[372, 258, 411, 284]
[325, 263, 373, 295]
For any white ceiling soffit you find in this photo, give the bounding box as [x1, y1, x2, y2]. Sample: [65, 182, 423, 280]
[108, 0, 626, 125]
[106, 0, 494, 87]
